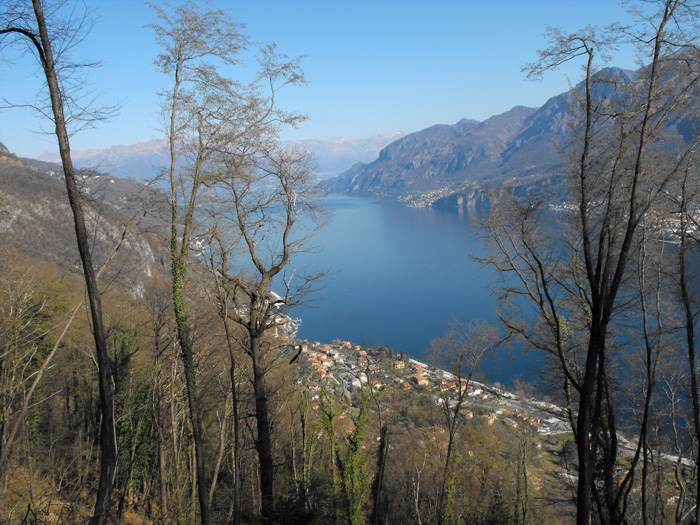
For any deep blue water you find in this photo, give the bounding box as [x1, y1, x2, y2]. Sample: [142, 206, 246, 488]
[291, 194, 538, 387]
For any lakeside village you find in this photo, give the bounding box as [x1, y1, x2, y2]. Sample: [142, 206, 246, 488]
[295, 339, 571, 435]
[282, 323, 683, 476]
[269, 293, 699, 496]
[272, 306, 571, 437]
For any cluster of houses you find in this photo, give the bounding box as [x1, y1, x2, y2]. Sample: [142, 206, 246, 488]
[299, 341, 355, 380]
[550, 200, 700, 244]
[296, 340, 570, 435]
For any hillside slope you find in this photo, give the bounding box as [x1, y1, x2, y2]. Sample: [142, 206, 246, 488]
[0, 143, 170, 294]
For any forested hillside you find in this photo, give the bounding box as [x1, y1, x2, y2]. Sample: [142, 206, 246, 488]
[0, 229, 582, 522]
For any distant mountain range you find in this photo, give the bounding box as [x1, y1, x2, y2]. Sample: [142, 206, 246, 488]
[32, 63, 691, 212]
[36, 139, 171, 183]
[36, 133, 405, 183]
[323, 67, 641, 207]
[292, 134, 406, 179]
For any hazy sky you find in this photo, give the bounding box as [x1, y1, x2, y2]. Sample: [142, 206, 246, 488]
[0, 0, 644, 158]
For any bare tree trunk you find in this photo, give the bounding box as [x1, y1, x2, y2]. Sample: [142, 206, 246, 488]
[438, 423, 456, 525]
[189, 440, 197, 522]
[157, 421, 168, 519]
[319, 393, 341, 519]
[230, 359, 242, 525]
[679, 201, 700, 524]
[637, 239, 660, 525]
[210, 261, 243, 525]
[371, 424, 390, 525]
[28, 2, 116, 522]
[414, 454, 426, 525]
[152, 349, 169, 520]
[208, 397, 231, 508]
[226, 334, 242, 525]
[300, 395, 315, 512]
[515, 431, 529, 524]
[251, 335, 275, 522]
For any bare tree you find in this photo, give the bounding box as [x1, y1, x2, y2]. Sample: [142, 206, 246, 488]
[142, 275, 175, 521]
[0, 225, 126, 481]
[428, 320, 498, 524]
[666, 156, 700, 523]
[148, 3, 308, 522]
[206, 143, 328, 521]
[207, 259, 245, 525]
[149, 5, 246, 520]
[481, 3, 700, 523]
[1, 2, 119, 522]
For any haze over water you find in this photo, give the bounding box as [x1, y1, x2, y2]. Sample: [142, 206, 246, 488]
[292, 194, 538, 387]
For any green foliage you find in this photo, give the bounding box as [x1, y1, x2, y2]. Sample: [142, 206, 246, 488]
[443, 470, 457, 524]
[111, 329, 156, 497]
[111, 329, 140, 392]
[340, 390, 372, 525]
[26, 391, 43, 444]
[318, 389, 342, 493]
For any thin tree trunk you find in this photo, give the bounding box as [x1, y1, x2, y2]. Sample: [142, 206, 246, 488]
[190, 441, 197, 523]
[231, 366, 242, 525]
[157, 421, 168, 520]
[212, 271, 242, 525]
[208, 397, 231, 507]
[29, 2, 116, 522]
[679, 211, 700, 525]
[152, 351, 169, 520]
[372, 424, 390, 525]
[228, 341, 242, 525]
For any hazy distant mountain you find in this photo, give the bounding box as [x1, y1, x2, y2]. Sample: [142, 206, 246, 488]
[324, 67, 640, 205]
[292, 133, 405, 179]
[37, 139, 169, 183]
[36, 133, 405, 182]
[33, 66, 660, 209]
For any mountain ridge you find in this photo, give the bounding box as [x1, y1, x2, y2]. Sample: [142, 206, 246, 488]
[324, 67, 642, 206]
[30, 66, 653, 208]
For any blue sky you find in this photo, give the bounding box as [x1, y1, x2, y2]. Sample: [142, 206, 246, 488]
[0, 0, 642, 158]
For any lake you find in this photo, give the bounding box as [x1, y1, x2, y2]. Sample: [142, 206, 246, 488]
[291, 194, 539, 387]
